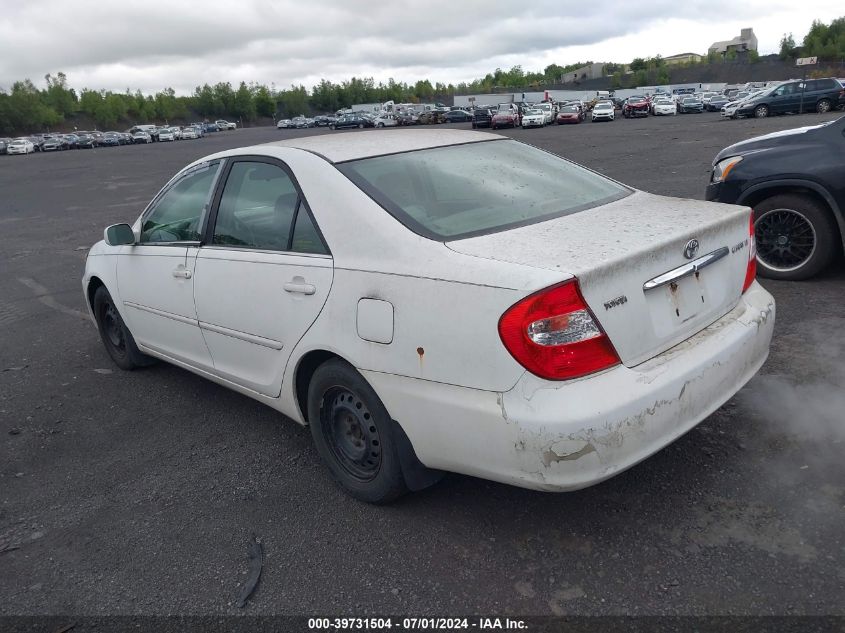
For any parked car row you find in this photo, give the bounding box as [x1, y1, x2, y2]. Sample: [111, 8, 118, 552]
[0, 120, 237, 156]
[721, 78, 845, 119]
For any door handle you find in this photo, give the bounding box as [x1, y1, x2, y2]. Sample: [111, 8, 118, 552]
[172, 268, 192, 279]
[283, 279, 316, 295]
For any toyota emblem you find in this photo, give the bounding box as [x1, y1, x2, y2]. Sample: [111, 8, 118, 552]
[683, 239, 700, 260]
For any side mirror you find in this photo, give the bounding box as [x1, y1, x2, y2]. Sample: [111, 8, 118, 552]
[104, 223, 136, 246]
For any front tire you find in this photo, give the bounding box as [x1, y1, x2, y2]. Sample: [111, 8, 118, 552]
[93, 286, 156, 370]
[816, 99, 832, 114]
[754, 104, 769, 118]
[358, 123, 364, 129]
[308, 359, 408, 503]
[754, 194, 839, 280]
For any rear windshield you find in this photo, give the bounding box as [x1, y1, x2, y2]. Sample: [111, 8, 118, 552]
[338, 139, 630, 240]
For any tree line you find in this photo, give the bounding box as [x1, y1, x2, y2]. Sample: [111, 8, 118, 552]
[780, 17, 845, 60]
[1, 15, 840, 136]
[0, 62, 585, 136]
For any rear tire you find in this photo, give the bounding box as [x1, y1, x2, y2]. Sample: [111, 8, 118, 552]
[308, 359, 408, 503]
[93, 286, 156, 370]
[753, 194, 839, 280]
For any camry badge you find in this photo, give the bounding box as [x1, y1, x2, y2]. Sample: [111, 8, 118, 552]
[683, 239, 700, 260]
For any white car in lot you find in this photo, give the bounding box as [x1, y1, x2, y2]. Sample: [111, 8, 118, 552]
[536, 102, 555, 124]
[7, 138, 35, 154]
[216, 119, 237, 130]
[372, 113, 399, 128]
[521, 108, 546, 128]
[652, 99, 677, 116]
[83, 130, 774, 503]
[181, 126, 199, 140]
[158, 128, 176, 142]
[591, 101, 615, 122]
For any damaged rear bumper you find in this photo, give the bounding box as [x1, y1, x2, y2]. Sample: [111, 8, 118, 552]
[362, 282, 775, 492]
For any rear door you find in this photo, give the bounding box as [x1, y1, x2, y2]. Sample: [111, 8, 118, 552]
[116, 160, 222, 368]
[192, 158, 333, 397]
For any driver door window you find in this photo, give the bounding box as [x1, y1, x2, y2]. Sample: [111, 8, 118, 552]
[141, 161, 220, 243]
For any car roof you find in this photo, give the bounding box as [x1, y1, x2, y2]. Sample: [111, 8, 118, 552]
[261, 129, 499, 163]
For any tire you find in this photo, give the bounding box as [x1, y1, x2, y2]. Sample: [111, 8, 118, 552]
[93, 286, 156, 370]
[816, 99, 832, 114]
[307, 359, 407, 503]
[377, 123, 384, 128]
[329, 125, 335, 130]
[754, 104, 769, 118]
[358, 123, 364, 129]
[753, 194, 840, 280]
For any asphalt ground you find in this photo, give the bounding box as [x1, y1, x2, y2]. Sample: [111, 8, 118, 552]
[1, 112, 844, 618]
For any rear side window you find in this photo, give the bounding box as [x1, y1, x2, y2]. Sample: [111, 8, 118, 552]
[214, 162, 298, 251]
[338, 140, 630, 240]
[212, 161, 329, 254]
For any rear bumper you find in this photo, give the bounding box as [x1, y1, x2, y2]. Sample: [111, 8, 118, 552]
[364, 283, 775, 491]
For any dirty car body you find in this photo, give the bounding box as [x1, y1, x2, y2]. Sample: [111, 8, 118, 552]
[82, 130, 774, 499]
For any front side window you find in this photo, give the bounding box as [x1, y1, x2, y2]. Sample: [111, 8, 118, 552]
[141, 161, 220, 243]
[339, 140, 630, 240]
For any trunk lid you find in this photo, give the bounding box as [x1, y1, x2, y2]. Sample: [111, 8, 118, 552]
[447, 191, 752, 367]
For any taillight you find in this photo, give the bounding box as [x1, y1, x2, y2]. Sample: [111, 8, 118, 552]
[743, 211, 757, 293]
[498, 280, 620, 381]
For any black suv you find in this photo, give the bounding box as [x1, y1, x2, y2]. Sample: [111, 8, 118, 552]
[706, 115, 844, 280]
[735, 78, 845, 118]
[471, 107, 493, 129]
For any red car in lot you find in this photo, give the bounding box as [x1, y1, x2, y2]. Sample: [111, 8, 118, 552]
[556, 104, 584, 124]
[491, 104, 521, 129]
[622, 96, 649, 118]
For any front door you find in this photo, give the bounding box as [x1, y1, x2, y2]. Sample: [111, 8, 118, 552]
[117, 160, 222, 368]
[192, 159, 333, 397]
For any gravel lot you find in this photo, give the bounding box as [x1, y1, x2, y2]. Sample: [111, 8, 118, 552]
[1, 112, 844, 617]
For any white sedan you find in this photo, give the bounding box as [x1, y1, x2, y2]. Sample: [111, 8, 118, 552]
[652, 99, 677, 116]
[521, 108, 546, 128]
[7, 138, 35, 154]
[83, 130, 775, 503]
[158, 128, 176, 142]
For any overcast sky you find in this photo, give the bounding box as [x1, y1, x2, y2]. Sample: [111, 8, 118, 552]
[1, 1, 842, 95]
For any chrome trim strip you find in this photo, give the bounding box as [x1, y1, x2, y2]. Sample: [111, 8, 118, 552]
[643, 247, 730, 291]
[199, 321, 284, 350]
[123, 301, 197, 326]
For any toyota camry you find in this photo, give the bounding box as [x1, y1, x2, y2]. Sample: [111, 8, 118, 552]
[82, 130, 775, 503]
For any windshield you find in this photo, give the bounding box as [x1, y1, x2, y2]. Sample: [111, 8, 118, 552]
[562, 106, 579, 112]
[338, 140, 631, 240]
[526, 109, 542, 115]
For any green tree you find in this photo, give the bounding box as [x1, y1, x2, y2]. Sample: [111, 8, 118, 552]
[252, 84, 275, 118]
[233, 81, 256, 121]
[543, 64, 565, 82]
[779, 33, 798, 60]
[629, 57, 648, 72]
[43, 72, 77, 117]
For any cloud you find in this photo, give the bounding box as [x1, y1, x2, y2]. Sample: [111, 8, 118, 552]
[0, 0, 842, 94]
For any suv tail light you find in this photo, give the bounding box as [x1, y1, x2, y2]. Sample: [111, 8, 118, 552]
[743, 211, 757, 293]
[498, 280, 620, 381]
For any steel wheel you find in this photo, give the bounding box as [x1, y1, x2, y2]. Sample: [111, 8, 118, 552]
[321, 386, 382, 482]
[755, 208, 816, 272]
[100, 300, 127, 356]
